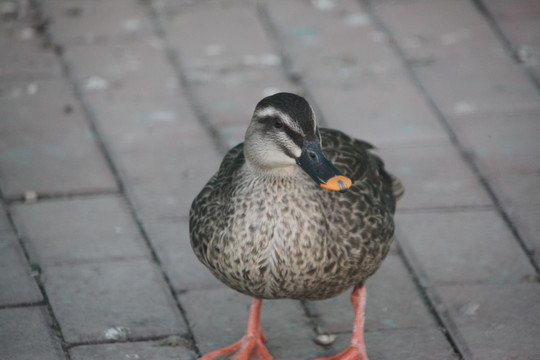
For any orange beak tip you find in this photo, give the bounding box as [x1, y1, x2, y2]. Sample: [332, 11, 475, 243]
[320, 175, 352, 192]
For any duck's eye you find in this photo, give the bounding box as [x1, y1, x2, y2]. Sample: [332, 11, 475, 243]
[273, 119, 283, 129]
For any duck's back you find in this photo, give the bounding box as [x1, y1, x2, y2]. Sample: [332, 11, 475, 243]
[189, 128, 403, 300]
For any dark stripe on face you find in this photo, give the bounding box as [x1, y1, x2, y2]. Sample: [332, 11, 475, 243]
[282, 125, 304, 149]
[277, 141, 297, 159]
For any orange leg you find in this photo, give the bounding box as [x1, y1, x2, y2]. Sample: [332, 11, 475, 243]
[313, 286, 369, 360]
[200, 298, 273, 360]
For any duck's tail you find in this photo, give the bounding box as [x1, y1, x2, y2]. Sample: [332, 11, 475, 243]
[391, 175, 405, 202]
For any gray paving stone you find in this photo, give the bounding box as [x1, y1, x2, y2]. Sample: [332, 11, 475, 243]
[0, 306, 66, 360]
[10, 195, 150, 267]
[308, 76, 452, 148]
[70, 340, 197, 360]
[0, 38, 62, 81]
[490, 174, 540, 266]
[86, 96, 207, 152]
[188, 68, 299, 129]
[180, 288, 256, 354]
[61, 37, 211, 153]
[374, 0, 540, 116]
[436, 283, 540, 360]
[483, 0, 540, 81]
[264, 325, 457, 360]
[492, 174, 540, 209]
[306, 253, 435, 334]
[151, 0, 254, 16]
[0, 203, 12, 231]
[63, 39, 176, 103]
[377, 144, 492, 209]
[144, 220, 225, 291]
[0, 232, 43, 306]
[508, 205, 540, 267]
[0, 78, 118, 198]
[450, 107, 540, 178]
[188, 67, 300, 149]
[0, 3, 60, 81]
[42, 0, 153, 45]
[396, 209, 536, 285]
[117, 145, 221, 220]
[364, 327, 458, 360]
[160, 3, 299, 149]
[450, 107, 540, 267]
[265, 0, 395, 76]
[161, 6, 278, 72]
[182, 286, 454, 359]
[44, 259, 187, 344]
[265, 0, 451, 148]
[180, 288, 319, 358]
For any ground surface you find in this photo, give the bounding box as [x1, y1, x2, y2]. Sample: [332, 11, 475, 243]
[1, 0, 539, 359]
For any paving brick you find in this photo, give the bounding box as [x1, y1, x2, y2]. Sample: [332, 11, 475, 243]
[144, 220, 225, 291]
[396, 209, 536, 285]
[10, 196, 150, 267]
[450, 107, 540, 177]
[42, 0, 153, 45]
[0, 232, 43, 306]
[265, 0, 451, 148]
[151, 0, 254, 16]
[483, 0, 540, 81]
[182, 285, 455, 359]
[0, 306, 66, 360]
[364, 327, 458, 360]
[306, 253, 435, 334]
[116, 145, 221, 220]
[490, 174, 540, 266]
[0, 78, 118, 198]
[265, 0, 394, 76]
[63, 39, 176, 103]
[70, 340, 197, 360]
[377, 144, 492, 209]
[492, 174, 540, 209]
[180, 288, 320, 358]
[508, 205, 540, 267]
[190, 70, 299, 148]
[481, 0, 540, 22]
[0, 16, 62, 81]
[0, 203, 11, 231]
[160, 6, 278, 72]
[44, 259, 187, 344]
[308, 76, 452, 148]
[160, 3, 299, 148]
[61, 37, 211, 153]
[450, 108, 540, 266]
[436, 283, 540, 359]
[374, 0, 540, 116]
[0, 43, 62, 80]
[269, 325, 458, 360]
[86, 96, 207, 152]
[188, 68, 299, 129]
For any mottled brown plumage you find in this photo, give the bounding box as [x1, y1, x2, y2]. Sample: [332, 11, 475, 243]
[189, 93, 403, 302]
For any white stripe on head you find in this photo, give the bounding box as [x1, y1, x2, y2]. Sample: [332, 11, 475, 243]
[254, 106, 303, 134]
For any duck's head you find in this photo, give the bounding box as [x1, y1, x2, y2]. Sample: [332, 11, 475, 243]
[244, 92, 352, 193]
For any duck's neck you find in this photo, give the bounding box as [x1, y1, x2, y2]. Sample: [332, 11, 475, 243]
[243, 158, 302, 179]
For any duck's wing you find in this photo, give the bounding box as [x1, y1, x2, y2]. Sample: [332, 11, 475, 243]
[216, 143, 245, 178]
[189, 143, 246, 257]
[320, 128, 404, 213]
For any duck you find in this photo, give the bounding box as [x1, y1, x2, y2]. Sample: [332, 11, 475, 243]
[189, 92, 404, 360]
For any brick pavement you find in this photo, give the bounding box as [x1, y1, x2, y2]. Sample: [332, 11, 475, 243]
[1, 0, 539, 359]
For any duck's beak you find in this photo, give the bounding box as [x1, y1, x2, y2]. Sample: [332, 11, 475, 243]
[296, 140, 352, 193]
